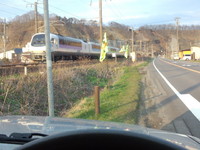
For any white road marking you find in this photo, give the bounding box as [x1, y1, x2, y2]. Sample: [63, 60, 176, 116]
[182, 64, 191, 67]
[153, 59, 200, 121]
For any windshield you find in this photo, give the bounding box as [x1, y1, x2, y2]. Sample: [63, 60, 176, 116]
[1, 0, 200, 149]
[31, 34, 45, 47]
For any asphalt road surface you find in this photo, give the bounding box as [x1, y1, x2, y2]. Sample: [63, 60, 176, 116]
[139, 57, 200, 138]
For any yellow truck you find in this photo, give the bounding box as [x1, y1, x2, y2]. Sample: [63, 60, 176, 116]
[179, 51, 183, 59]
[179, 49, 191, 60]
[182, 49, 191, 60]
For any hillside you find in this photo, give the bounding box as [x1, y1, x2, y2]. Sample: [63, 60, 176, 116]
[0, 12, 132, 50]
[1, 11, 200, 57]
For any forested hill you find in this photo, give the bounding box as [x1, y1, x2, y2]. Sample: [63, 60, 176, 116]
[1, 11, 200, 55]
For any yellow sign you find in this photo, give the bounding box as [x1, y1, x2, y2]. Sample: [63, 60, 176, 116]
[124, 44, 129, 58]
[100, 32, 108, 62]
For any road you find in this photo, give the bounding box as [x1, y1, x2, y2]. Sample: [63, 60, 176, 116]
[139, 57, 200, 138]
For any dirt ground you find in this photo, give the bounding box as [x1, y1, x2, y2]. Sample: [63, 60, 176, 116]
[138, 65, 168, 129]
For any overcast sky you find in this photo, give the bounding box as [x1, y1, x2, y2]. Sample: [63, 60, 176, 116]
[1, 0, 200, 28]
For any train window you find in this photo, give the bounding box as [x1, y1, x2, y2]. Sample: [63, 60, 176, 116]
[59, 37, 82, 48]
[92, 45, 101, 50]
[67, 41, 82, 47]
[59, 37, 64, 45]
[109, 47, 116, 52]
[31, 34, 45, 47]
[51, 38, 55, 44]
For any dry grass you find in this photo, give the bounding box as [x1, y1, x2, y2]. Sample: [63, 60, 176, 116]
[64, 64, 143, 124]
[0, 60, 127, 116]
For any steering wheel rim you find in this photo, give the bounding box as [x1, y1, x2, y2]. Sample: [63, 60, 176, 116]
[16, 129, 186, 150]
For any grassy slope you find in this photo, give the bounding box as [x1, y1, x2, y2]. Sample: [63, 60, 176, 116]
[64, 64, 144, 124]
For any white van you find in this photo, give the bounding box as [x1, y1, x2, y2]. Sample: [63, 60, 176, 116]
[173, 54, 179, 60]
[182, 54, 191, 60]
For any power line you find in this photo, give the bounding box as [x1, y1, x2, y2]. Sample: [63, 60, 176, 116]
[0, 2, 28, 13]
[0, 2, 31, 19]
[48, 4, 82, 19]
[0, 10, 20, 18]
[105, 2, 123, 20]
[109, 2, 128, 21]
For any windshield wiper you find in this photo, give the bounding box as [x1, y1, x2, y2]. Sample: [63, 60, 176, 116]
[0, 133, 47, 145]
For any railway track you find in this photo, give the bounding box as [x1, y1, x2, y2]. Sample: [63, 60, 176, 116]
[0, 59, 102, 76]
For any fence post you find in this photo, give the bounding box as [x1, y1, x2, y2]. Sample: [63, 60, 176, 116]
[94, 86, 100, 115]
[24, 66, 27, 75]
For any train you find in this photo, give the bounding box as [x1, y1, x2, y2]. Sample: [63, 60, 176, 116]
[22, 33, 123, 62]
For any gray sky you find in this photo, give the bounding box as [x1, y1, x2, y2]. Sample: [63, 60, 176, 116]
[0, 0, 200, 28]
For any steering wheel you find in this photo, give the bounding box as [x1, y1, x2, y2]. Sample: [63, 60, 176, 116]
[16, 129, 186, 150]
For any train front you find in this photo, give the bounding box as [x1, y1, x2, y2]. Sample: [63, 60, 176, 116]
[27, 33, 47, 61]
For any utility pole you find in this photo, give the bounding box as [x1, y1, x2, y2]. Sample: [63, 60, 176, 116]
[129, 27, 136, 61]
[139, 40, 142, 61]
[43, 0, 54, 117]
[1, 18, 7, 58]
[3, 18, 6, 58]
[139, 40, 142, 51]
[34, 2, 38, 33]
[99, 0, 103, 44]
[146, 41, 148, 54]
[26, 0, 40, 33]
[143, 41, 146, 61]
[131, 27, 134, 52]
[175, 17, 180, 53]
[165, 42, 168, 58]
[131, 28, 135, 61]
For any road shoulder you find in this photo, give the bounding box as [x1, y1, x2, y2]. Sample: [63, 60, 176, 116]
[137, 61, 198, 137]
